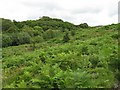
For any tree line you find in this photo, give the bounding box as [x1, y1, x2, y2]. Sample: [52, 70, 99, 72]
[1, 16, 89, 47]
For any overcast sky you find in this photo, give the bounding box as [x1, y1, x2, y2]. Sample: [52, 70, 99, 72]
[0, 0, 119, 26]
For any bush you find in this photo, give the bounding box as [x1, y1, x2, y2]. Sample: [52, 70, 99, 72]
[30, 36, 44, 43]
[22, 25, 34, 37]
[89, 55, 99, 68]
[89, 42, 97, 46]
[2, 34, 12, 47]
[34, 26, 43, 32]
[71, 30, 75, 36]
[81, 46, 89, 55]
[33, 26, 44, 36]
[79, 23, 89, 28]
[63, 32, 70, 43]
[109, 54, 120, 71]
[18, 32, 31, 44]
[2, 19, 15, 32]
[104, 26, 109, 30]
[7, 25, 19, 33]
[111, 34, 119, 39]
[10, 32, 31, 46]
[43, 29, 56, 40]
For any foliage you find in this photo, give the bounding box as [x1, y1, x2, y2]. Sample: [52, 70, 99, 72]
[78, 23, 89, 28]
[63, 32, 70, 43]
[2, 17, 119, 88]
[2, 32, 31, 47]
[33, 26, 43, 34]
[21, 25, 34, 37]
[11, 32, 31, 46]
[71, 30, 75, 36]
[2, 34, 12, 47]
[2, 18, 19, 33]
[43, 29, 55, 40]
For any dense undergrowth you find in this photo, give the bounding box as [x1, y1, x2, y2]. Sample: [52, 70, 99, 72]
[1, 17, 119, 88]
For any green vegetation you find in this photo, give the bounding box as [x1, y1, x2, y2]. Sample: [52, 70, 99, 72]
[1, 17, 119, 89]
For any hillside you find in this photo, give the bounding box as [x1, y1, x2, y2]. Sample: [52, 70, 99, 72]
[1, 17, 119, 88]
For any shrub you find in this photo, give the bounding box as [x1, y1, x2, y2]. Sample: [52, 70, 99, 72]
[63, 32, 70, 43]
[30, 36, 44, 43]
[111, 34, 119, 39]
[104, 26, 109, 30]
[2, 34, 12, 47]
[11, 32, 31, 46]
[43, 29, 56, 40]
[89, 55, 99, 68]
[34, 26, 43, 32]
[33, 26, 44, 36]
[79, 23, 89, 28]
[7, 26, 19, 33]
[71, 30, 75, 36]
[22, 25, 34, 37]
[1, 18, 19, 33]
[81, 46, 89, 55]
[89, 42, 97, 46]
[109, 54, 120, 71]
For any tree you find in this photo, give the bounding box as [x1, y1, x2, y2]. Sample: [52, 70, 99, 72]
[33, 26, 44, 36]
[43, 29, 55, 40]
[2, 19, 13, 31]
[22, 25, 34, 36]
[31, 36, 44, 43]
[34, 26, 43, 32]
[7, 25, 19, 33]
[10, 32, 31, 46]
[79, 23, 89, 28]
[40, 16, 51, 21]
[2, 18, 19, 33]
[2, 34, 12, 47]
[18, 32, 31, 44]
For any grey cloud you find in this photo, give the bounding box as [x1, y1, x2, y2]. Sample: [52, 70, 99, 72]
[108, 9, 117, 17]
[22, 1, 62, 11]
[2, 0, 116, 26]
[107, 3, 118, 17]
[72, 7, 102, 14]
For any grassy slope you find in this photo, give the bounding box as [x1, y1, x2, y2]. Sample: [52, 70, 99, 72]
[2, 25, 118, 88]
